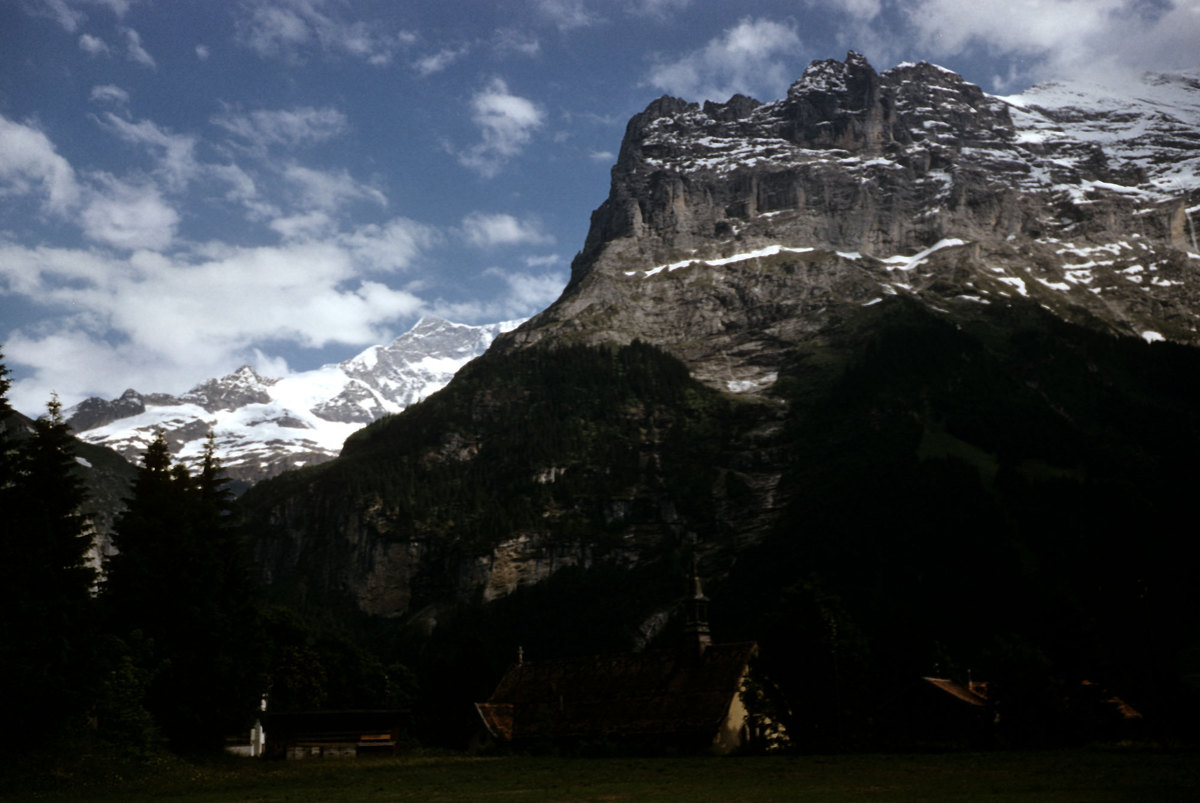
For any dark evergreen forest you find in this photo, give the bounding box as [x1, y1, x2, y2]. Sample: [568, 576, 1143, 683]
[242, 298, 1200, 749]
[5, 294, 1200, 759]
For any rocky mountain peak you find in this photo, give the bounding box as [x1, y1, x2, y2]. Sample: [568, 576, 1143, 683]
[68, 317, 522, 486]
[503, 54, 1200, 394]
[181, 365, 278, 413]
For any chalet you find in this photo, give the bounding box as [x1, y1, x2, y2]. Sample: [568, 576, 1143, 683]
[476, 563, 778, 754]
[915, 676, 994, 747]
[919, 675, 1144, 745]
[261, 710, 409, 759]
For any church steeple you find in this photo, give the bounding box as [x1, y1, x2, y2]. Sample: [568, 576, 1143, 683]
[682, 552, 712, 654]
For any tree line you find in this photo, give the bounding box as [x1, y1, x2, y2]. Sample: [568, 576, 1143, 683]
[1, 350, 262, 754]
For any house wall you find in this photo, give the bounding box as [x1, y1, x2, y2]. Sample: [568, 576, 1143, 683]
[710, 672, 751, 755]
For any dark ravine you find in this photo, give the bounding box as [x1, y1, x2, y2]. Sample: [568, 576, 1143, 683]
[239, 54, 1200, 736]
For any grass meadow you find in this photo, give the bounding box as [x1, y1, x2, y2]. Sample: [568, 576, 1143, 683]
[4, 746, 1198, 802]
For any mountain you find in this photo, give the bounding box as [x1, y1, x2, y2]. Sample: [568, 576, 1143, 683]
[0, 408, 137, 572]
[67, 317, 522, 487]
[240, 55, 1200, 743]
[502, 54, 1200, 387]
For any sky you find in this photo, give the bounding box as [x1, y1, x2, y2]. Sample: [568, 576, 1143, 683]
[2, 0, 1198, 415]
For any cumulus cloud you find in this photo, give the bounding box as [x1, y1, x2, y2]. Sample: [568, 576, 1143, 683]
[629, 0, 693, 18]
[212, 106, 349, 152]
[209, 162, 276, 219]
[340, 218, 439, 271]
[493, 28, 541, 57]
[98, 113, 198, 191]
[460, 212, 554, 248]
[81, 176, 179, 250]
[459, 78, 545, 177]
[415, 45, 470, 76]
[38, 0, 137, 32]
[821, 0, 884, 18]
[0, 115, 82, 214]
[236, 0, 416, 66]
[907, 0, 1200, 81]
[195, 44, 210, 60]
[646, 17, 802, 101]
[431, 267, 566, 323]
[41, 0, 86, 31]
[0, 217, 433, 409]
[822, 0, 1200, 90]
[282, 164, 387, 212]
[536, 0, 601, 30]
[268, 210, 335, 241]
[121, 26, 155, 68]
[89, 84, 130, 106]
[78, 33, 110, 56]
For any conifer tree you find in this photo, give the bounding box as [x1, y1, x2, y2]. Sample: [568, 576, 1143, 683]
[0, 371, 98, 746]
[103, 432, 262, 751]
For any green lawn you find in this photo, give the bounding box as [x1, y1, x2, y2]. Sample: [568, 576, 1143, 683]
[5, 748, 1198, 802]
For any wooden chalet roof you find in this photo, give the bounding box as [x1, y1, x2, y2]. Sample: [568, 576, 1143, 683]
[477, 643, 757, 744]
[922, 677, 988, 707]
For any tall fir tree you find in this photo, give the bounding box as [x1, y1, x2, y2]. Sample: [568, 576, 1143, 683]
[0, 370, 98, 746]
[103, 432, 262, 751]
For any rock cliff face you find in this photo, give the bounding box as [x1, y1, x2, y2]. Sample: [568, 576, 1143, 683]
[503, 53, 1200, 393]
[245, 54, 1200, 624]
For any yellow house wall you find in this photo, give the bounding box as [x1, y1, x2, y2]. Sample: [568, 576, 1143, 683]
[710, 670, 751, 755]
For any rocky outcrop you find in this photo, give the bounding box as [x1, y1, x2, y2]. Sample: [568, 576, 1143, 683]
[245, 54, 1200, 623]
[503, 53, 1200, 393]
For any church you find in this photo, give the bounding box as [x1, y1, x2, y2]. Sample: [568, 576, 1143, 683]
[475, 564, 778, 754]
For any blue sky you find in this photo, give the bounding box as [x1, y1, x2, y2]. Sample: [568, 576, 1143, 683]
[2, 0, 1198, 414]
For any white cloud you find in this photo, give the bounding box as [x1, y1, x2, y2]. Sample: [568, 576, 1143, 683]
[212, 106, 349, 152]
[493, 269, 567, 311]
[121, 26, 155, 68]
[820, 0, 1200, 90]
[89, 84, 129, 106]
[98, 113, 198, 191]
[79, 33, 110, 56]
[629, 0, 693, 18]
[461, 212, 554, 248]
[0, 115, 81, 214]
[209, 162, 276, 219]
[523, 254, 563, 268]
[41, 0, 86, 31]
[905, 0, 1200, 81]
[589, 149, 615, 162]
[432, 268, 566, 323]
[493, 28, 541, 57]
[236, 0, 416, 66]
[646, 17, 802, 101]
[536, 0, 601, 30]
[80, 176, 179, 250]
[459, 78, 545, 177]
[1, 224, 431, 409]
[5, 329, 152, 414]
[821, 0, 884, 19]
[415, 45, 470, 76]
[91, 0, 138, 16]
[195, 44, 210, 60]
[33, 0, 139, 32]
[282, 164, 387, 211]
[269, 210, 335, 240]
[340, 218, 439, 272]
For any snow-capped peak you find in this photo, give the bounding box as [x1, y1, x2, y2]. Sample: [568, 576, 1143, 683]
[67, 317, 525, 486]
